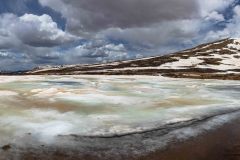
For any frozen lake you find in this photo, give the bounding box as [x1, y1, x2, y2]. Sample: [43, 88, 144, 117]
[0, 75, 240, 158]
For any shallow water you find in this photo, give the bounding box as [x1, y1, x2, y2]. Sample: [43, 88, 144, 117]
[0, 75, 239, 148]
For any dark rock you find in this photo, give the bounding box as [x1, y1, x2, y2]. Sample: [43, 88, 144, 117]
[2, 144, 11, 151]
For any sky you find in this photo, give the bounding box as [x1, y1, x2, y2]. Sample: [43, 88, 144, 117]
[0, 0, 240, 71]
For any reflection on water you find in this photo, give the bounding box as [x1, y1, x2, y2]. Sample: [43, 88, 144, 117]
[0, 75, 239, 145]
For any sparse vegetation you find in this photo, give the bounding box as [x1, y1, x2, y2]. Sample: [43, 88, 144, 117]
[19, 38, 240, 80]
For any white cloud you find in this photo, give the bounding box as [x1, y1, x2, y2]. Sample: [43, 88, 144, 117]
[0, 14, 20, 49]
[199, 0, 235, 17]
[204, 5, 240, 41]
[234, 5, 240, 16]
[204, 11, 225, 21]
[0, 51, 10, 57]
[15, 14, 76, 47]
[0, 13, 79, 70]
[0, 13, 76, 48]
[63, 41, 129, 64]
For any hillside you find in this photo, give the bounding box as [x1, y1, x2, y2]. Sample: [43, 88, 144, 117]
[26, 38, 240, 80]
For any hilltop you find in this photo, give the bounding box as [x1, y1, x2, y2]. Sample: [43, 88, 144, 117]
[26, 38, 240, 80]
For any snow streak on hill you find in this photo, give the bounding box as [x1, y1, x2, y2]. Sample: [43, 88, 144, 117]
[27, 38, 240, 80]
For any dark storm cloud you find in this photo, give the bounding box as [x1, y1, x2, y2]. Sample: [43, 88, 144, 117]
[39, 0, 199, 35]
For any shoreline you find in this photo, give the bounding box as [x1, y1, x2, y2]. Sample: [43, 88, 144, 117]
[2, 111, 240, 160]
[0, 73, 240, 81]
[140, 115, 240, 160]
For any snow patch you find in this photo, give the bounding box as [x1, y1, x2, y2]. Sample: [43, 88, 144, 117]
[159, 57, 204, 69]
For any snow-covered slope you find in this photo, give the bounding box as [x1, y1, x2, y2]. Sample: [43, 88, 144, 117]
[27, 38, 240, 80]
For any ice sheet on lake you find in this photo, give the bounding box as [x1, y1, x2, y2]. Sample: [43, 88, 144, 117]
[0, 75, 239, 145]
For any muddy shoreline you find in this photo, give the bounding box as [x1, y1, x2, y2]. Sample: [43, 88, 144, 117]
[139, 115, 240, 160]
[1, 73, 240, 81]
[2, 112, 240, 160]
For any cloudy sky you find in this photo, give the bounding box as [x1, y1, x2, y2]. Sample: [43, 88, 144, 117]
[0, 0, 240, 71]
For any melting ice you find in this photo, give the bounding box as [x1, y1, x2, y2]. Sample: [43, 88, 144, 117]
[0, 75, 239, 144]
